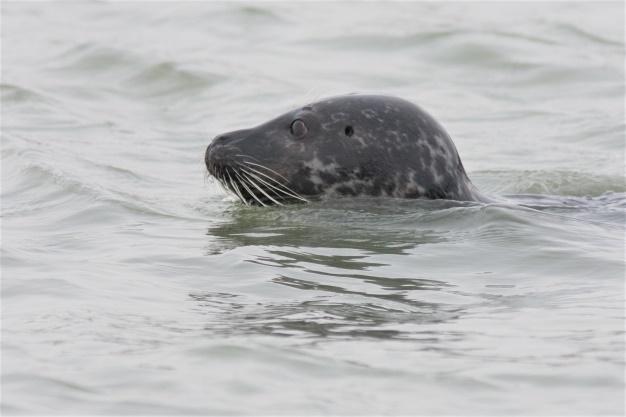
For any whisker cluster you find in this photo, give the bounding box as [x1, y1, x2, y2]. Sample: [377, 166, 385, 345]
[209, 157, 308, 206]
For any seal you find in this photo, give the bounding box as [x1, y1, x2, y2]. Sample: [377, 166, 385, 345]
[205, 94, 487, 206]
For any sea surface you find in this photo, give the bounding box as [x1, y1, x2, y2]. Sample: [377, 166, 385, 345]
[1, 2, 625, 415]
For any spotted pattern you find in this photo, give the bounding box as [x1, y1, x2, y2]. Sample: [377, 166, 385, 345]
[205, 95, 486, 205]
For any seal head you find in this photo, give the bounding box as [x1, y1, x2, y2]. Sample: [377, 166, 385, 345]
[205, 95, 485, 206]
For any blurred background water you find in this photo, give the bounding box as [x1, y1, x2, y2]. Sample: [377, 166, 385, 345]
[1, 2, 624, 415]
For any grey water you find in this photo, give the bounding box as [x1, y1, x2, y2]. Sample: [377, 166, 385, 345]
[1, 2, 624, 415]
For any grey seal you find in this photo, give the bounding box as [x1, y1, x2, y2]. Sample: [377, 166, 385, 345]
[205, 94, 487, 206]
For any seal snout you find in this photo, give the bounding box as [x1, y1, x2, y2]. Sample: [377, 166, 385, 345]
[205, 128, 256, 175]
[205, 134, 237, 174]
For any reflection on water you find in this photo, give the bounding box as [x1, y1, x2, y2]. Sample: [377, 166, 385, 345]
[204, 198, 473, 255]
[191, 292, 460, 340]
[193, 195, 624, 349]
[198, 199, 465, 339]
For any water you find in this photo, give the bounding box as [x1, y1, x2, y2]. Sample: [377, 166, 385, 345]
[2, 2, 624, 415]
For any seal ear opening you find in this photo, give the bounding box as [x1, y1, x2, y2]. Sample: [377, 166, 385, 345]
[344, 126, 354, 137]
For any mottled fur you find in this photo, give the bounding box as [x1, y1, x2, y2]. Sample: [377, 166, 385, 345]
[205, 95, 486, 205]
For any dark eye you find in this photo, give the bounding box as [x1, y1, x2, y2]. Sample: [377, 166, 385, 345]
[344, 125, 354, 137]
[290, 119, 308, 138]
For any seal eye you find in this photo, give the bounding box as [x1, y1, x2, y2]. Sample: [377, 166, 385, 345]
[344, 125, 354, 137]
[290, 119, 308, 138]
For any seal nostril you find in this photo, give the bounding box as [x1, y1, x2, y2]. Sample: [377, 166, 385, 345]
[344, 126, 354, 137]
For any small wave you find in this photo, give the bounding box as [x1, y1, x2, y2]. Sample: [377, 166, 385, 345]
[426, 40, 538, 70]
[236, 4, 285, 22]
[49, 43, 223, 101]
[122, 62, 223, 99]
[508, 64, 623, 87]
[490, 30, 559, 46]
[472, 170, 625, 197]
[203, 198, 549, 257]
[50, 43, 141, 75]
[191, 291, 459, 339]
[197, 3, 286, 26]
[2, 155, 180, 221]
[296, 30, 466, 51]
[0, 83, 54, 106]
[554, 22, 623, 47]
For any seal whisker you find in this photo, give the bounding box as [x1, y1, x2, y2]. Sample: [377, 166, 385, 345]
[238, 167, 290, 200]
[213, 168, 225, 190]
[239, 167, 306, 203]
[226, 169, 249, 206]
[241, 161, 291, 183]
[217, 169, 231, 195]
[234, 154, 261, 163]
[236, 164, 304, 198]
[239, 171, 284, 206]
[225, 170, 245, 205]
[238, 165, 308, 203]
[217, 179, 228, 194]
[233, 170, 267, 207]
